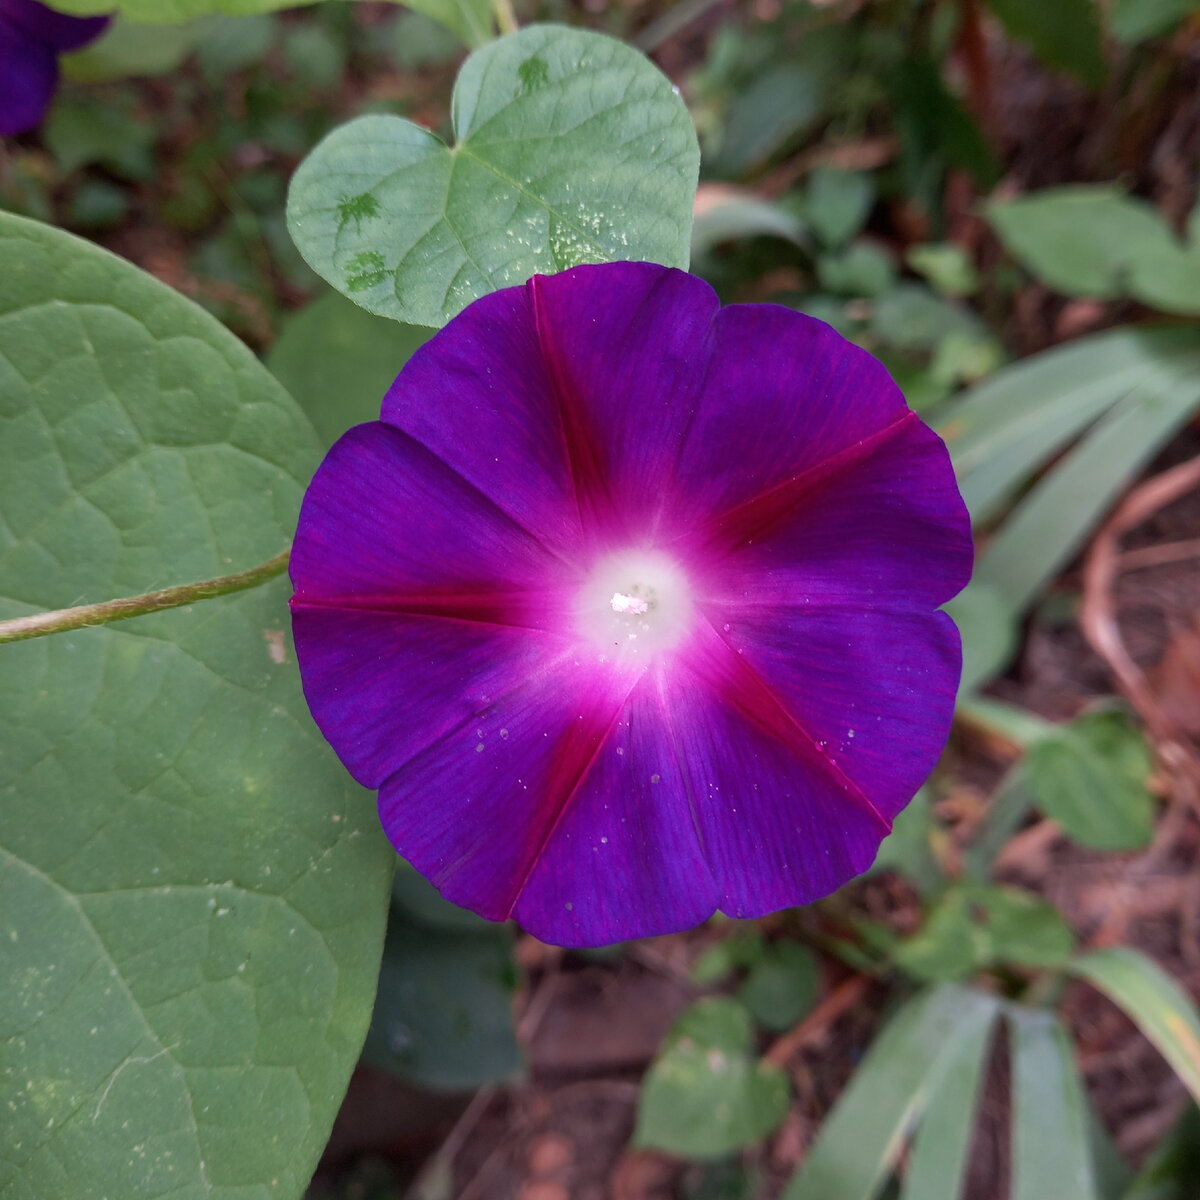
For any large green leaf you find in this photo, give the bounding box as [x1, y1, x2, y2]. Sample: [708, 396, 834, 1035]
[1069, 949, 1200, 1105]
[287, 24, 699, 328]
[634, 997, 791, 1160]
[1025, 708, 1155, 850]
[266, 291, 430, 447]
[1008, 1007, 1098, 1200]
[782, 986, 1001, 1200]
[0, 213, 393, 1200]
[982, 0, 1105, 85]
[44, 0, 491, 42]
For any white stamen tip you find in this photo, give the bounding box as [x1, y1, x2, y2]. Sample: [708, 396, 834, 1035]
[577, 550, 693, 662]
[611, 591, 649, 615]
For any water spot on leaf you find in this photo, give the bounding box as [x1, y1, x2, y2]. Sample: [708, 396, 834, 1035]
[548, 215, 608, 272]
[263, 629, 286, 664]
[345, 250, 387, 292]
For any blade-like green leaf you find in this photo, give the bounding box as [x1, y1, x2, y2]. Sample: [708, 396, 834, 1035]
[901, 1005, 993, 1200]
[1069, 949, 1200, 1105]
[1092, 1102, 1136, 1200]
[690, 194, 807, 259]
[1026, 708, 1155, 850]
[981, 0, 1105, 85]
[0, 212, 393, 1200]
[1009, 1007, 1098, 1200]
[961, 765, 1038, 882]
[287, 24, 699, 328]
[939, 326, 1200, 527]
[944, 581, 1018, 694]
[972, 352, 1200, 613]
[267, 291, 430, 447]
[781, 986, 1001, 1200]
[635, 997, 791, 1160]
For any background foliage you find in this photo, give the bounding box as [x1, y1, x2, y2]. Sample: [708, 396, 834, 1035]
[4, 0, 1200, 1197]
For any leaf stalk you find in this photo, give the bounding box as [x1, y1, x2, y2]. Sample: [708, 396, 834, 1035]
[0, 547, 291, 646]
[492, 0, 518, 36]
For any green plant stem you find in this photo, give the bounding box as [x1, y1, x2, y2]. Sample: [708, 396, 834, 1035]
[492, 0, 518, 36]
[0, 548, 291, 645]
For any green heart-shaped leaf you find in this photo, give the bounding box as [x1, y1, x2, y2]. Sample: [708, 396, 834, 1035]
[634, 998, 790, 1159]
[0, 213, 393, 1200]
[286, 24, 700, 328]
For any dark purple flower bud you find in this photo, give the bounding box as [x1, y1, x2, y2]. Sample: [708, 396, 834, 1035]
[290, 261, 973, 947]
[0, 0, 111, 137]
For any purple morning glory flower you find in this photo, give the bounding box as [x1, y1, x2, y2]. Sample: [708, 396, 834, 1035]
[0, 0, 110, 137]
[290, 262, 972, 947]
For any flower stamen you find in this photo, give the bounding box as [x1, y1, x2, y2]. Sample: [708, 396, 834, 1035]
[577, 551, 693, 661]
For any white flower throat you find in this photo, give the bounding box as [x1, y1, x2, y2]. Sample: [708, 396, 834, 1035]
[576, 550, 694, 662]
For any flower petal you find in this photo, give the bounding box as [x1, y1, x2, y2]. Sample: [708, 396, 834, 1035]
[0, 18, 57, 137]
[701, 606, 961, 822]
[667, 623, 896, 916]
[380, 283, 581, 556]
[290, 421, 582, 786]
[674, 304, 911, 529]
[376, 658, 644, 922]
[290, 262, 975, 944]
[290, 422, 571, 611]
[695, 416, 973, 611]
[514, 681, 719, 946]
[291, 607, 574, 789]
[526, 262, 719, 542]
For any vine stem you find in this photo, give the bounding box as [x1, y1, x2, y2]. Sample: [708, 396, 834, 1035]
[0, 547, 291, 646]
[492, 0, 518, 36]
